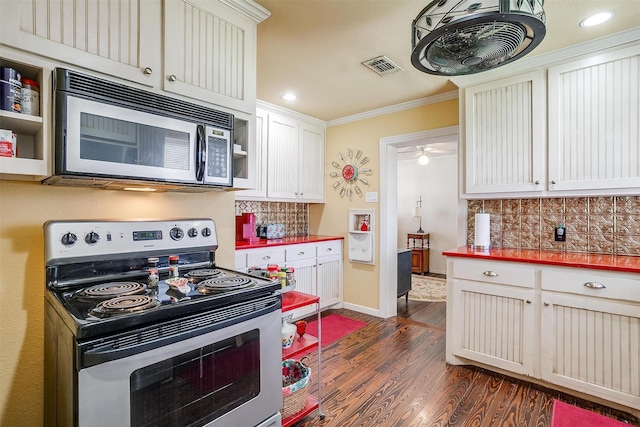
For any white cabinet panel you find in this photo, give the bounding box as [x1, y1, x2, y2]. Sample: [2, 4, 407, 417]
[235, 108, 267, 196]
[548, 45, 640, 192]
[450, 280, 535, 376]
[317, 254, 342, 308]
[540, 292, 640, 410]
[163, 0, 260, 113]
[298, 122, 325, 202]
[464, 71, 545, 194]
[267, 113, 300, 200]
[0, 0, 160, 87]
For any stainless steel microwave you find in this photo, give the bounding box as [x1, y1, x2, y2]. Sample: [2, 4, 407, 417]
[45, 68, 234, 191]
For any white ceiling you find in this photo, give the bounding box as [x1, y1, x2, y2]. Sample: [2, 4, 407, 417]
[255, 0, 640, 122]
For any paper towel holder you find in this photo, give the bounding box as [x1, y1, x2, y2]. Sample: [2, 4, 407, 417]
[472, 212, 491, 250]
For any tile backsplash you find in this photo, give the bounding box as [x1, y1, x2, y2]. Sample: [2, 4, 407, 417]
[235, 201, 309, 237]
[467, 196, 640, 256]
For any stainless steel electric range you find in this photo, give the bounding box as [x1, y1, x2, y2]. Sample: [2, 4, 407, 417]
[44, 219, 282, 427]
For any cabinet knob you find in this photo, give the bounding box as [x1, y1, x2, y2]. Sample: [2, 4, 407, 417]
[168, 74, 177, 82]
[262, 255, 271, 260]
[298, 251, 305, 256]
[534, 180, 540, 185]
[584, 281, 606, 289]
[143, 67, 153, 75]
[483, 271, 498, 277]
[326, 248, 332, 252]
[543, 301, 550, 306]
[551, 180, 557, 184]
[525, 299, 532, 304]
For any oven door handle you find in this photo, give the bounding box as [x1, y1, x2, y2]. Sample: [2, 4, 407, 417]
[195, 124, 206, 182]
[79, 296, 280, 369]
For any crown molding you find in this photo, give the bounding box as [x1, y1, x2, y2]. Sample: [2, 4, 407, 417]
[451, 27, 640, 88]
[218, 0, 271, 23]
[257, 99, 326, 127]
[327, 90, 458, 127]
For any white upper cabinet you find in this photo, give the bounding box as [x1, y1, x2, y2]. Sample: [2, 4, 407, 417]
[163, 0, 266, 113]
[458, 38, 640, 198]
[238, 103, 326, 202]
[0, 0, 161, 87]
[464, 71, 545, 195]
[548, 45, 640, 192]
[266, 112, 325, 202]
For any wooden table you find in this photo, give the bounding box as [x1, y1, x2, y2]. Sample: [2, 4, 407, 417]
[407, 233, 430, 275]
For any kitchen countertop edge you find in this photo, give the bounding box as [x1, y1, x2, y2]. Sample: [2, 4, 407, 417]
[236, 235, 343, 250]
[443, 246, 640, 274]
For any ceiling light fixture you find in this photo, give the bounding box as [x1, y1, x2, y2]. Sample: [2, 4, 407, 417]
[580, 11, 614, 27]
[418, 153, 429, 166]
[282, 93, 297, 101]
[123, 187, 157, 192]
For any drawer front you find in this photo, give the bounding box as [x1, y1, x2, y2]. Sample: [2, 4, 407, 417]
[542, 269, 640, 303]
[246, 248, 286, 267]
[285, 243, 317, 262]
[453, 259, 536, 288]
[235, 251, 247, 270]
[316, 240, 343, 257]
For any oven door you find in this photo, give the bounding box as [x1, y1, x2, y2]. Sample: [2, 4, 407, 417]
[60, 95, 200, 184]
[77, 296, 282, 427]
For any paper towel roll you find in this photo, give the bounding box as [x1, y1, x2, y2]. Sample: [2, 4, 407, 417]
[474, 213, 491, 248]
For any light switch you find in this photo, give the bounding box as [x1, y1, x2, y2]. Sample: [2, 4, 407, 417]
[365, 192, 378, 203]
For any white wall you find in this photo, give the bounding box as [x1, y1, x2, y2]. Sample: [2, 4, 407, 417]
[397, 155, 459, 274]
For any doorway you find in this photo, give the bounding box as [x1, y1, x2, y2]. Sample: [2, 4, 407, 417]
[378, 126, 465, 319]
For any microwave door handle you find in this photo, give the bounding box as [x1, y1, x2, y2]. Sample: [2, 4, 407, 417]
[196, 124, 205, 181]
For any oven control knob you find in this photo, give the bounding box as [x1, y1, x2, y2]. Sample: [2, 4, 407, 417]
[201, 227, 211, 237]
[170, 227, 184, 240]
[85, 231, 100, 245]
[188, 227, 198, 238]
[61, 232, 77, 246]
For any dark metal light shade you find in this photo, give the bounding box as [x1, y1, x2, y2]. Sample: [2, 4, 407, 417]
[411, 0, 546, 76]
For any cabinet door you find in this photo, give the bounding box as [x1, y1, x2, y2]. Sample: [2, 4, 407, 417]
[540, 292, 640, 410]
[0, 0, 160, 87]
[548, 45, 640, 192]
[317, 254, 342, 308]
[464, 71, 545, 195]
[266, 113, 300, 200]
[297, 121, 325, 202]
[287, 258, 318, 319]
[231, 111, 256, 190]
[163, 0, 257, 113]
[450, 280, 535, 376]
[236, 108, 267, 198]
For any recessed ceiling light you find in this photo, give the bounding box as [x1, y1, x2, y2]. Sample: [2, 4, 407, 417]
[580, 11, 614, 27]
[282, 93, 297, 101]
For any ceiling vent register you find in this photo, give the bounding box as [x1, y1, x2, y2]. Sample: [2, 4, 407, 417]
[411, 0, 546, 76]
[362, 55, 405, 76]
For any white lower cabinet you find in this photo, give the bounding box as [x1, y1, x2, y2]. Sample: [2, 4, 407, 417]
[446, 257, 640, 414]
[540, 268, 640, 411]
[236, 240, 343, 318]
[450, 280, 535, 376]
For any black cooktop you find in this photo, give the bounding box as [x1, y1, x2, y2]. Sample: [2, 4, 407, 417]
[46, 267, 280, 339]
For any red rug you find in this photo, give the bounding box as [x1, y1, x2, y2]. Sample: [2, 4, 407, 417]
[551, 400, 630, 427]
[306, 314, 367, 347]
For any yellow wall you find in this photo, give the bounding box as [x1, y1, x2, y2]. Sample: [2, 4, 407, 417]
[311, 99, 459, 310]
[0, 180, 236, 426]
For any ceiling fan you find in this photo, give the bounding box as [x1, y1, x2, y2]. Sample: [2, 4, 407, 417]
[411, 0, 546, 76]
[414, 145, 450, 165]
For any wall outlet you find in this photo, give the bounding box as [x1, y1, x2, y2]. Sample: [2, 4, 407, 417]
[554, 225, 566, 242]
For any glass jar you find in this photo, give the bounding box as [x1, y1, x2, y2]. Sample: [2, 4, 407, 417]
[169, 255, 180, 278]
[147, 257, 159, 289]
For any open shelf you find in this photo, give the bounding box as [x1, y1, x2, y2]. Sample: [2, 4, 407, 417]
[281, 290, 322, 426]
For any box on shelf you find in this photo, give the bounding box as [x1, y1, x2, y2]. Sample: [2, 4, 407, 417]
[0, 129, 17, 157]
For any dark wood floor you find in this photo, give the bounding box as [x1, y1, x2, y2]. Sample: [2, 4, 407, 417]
[292, 275, 639, 426]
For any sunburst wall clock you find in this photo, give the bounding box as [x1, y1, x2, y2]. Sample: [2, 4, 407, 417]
[329, 148, 373, 199]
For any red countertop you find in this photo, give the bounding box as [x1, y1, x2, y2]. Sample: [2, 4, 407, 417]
[443, 246, 640, 274]
[235, 235, 343, 250]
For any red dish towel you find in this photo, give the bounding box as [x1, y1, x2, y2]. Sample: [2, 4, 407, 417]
[551, 400, 631, 427]
[306, 314, 367, 346]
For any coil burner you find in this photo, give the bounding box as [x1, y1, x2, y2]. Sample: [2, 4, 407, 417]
[185, 269, 225, 282]
[75, 282, 147, 300]
[195, 277, 256, 294]
[90, 295, 161, 317]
